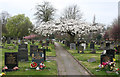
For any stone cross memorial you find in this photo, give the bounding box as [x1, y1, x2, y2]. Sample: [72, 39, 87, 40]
[5, 52, 18, 69]
[18, 44, 28, 61]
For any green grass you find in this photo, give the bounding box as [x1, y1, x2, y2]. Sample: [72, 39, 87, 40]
[5, 60, 57, 75]
[46, 44, 56, 56]
[59, 42, 120, 75]
[1, 40, 57, 75]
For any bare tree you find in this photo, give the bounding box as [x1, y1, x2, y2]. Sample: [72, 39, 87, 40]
[0, 11, 10, 34]
[110, 18, 120, 41]
[34, 1, 56, 24]
[62, 5, 83, 20]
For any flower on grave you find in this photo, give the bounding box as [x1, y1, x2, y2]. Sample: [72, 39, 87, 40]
[102, 62, 107, 66]
[115, 49, 117, 52]
[113, 58, 116, 62]
[0, 73, 6, 76]
[80, 51, 82, 53]
[13, 66, 19, 70]
[30, 62, 37, 68]
[39, 62, 46, 69]
[115, 68, 119, 71]
[36, 67, 40, 70]
[2, 66, 8, 70]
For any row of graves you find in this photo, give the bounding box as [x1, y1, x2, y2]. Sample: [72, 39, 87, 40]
[61, 40, 120, 54]
[2, 40, 54, 72]
[61, 40, 120, 74]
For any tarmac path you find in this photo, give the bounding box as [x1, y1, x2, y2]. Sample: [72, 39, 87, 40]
[55, 42, 90, 76]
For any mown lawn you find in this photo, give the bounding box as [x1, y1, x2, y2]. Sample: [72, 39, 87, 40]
[59, 42, 120, 75]
[1, 41, 57, 75]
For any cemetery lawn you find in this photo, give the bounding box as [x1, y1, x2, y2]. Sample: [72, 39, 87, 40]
[5, 60, 57, 75]
[1, 42, 57, 75]
[59, 42, 120, 75]
[2, 48, 57, 75]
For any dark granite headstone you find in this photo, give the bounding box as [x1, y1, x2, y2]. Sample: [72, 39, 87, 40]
[90, 42, 94, 49]
[100, 49, 115, 64]
[66, 41, 70, 47]
[32, 49, 46, 64]
[18, 44, 28, 61]
[32, 40, 34, 44]
[5, 52, 18, 69]
[100, 54, 113, 64]
[30, 45, 38, 56]
[7, 38, 11, 44]
[78, 45, 84, 54]
[106, 42, 110, 49]
[38, 48, 46, 61]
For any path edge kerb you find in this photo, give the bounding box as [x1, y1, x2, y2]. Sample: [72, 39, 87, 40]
[62, 46, 94, 76]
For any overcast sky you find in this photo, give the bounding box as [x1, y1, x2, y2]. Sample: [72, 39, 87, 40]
[0, 0, 119, 27]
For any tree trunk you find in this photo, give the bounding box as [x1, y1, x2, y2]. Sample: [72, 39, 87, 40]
[70, 35, 75, 43]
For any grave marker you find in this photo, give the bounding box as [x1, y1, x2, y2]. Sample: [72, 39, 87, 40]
[32, 49, 46, 64]
[100, 49, 115, 64]
[18, 44, 28, 61]
[30, 45, 38, 56]
[5, 52, 18, 69]
[87, 58, 96, 62]
[78, 45, 84, 54]
[90, 42, 94, 49]
[70, 43, 76, 50]
[7, 38, 11, 44]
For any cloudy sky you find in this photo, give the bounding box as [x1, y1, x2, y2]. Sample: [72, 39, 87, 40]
[0, 0, 119, 27]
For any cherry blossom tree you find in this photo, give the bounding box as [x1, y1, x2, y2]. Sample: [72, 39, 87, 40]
[36, 19, 104, 43]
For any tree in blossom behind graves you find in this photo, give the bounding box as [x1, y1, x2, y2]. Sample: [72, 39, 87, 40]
[36, 18, 104, 43]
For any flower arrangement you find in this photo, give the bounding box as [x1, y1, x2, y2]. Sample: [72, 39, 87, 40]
[98, 58, 119, 74]
[39, 62, 46, 70]
[30, 62, 46, 70]
[0, 73, 6, 76]
[30, 62, 37, 68]
[2, 66, 19, 72]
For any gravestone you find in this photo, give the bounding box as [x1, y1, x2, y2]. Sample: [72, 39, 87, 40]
[32, 49, 46, 64]
[38, 48, 46, 61]
[90, 42, 94, 49]
[87, 58, 96, 62]
[18, 44, 28, 61]
[46, 40, 49, 46]
[70, 43, 76, 50]
[5, 52, 18, 69]
[81, 43, 86, 50]
[30, 45, 38, 56]
[78, 45, 84, 54]
[32, 40, 34, 44]
[106, 42, 110, 49]
[7, 38, 11, 44]
[18, 39, 21, 44]
[100, 49, 115, 64]
[66, 41, 70, 47]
